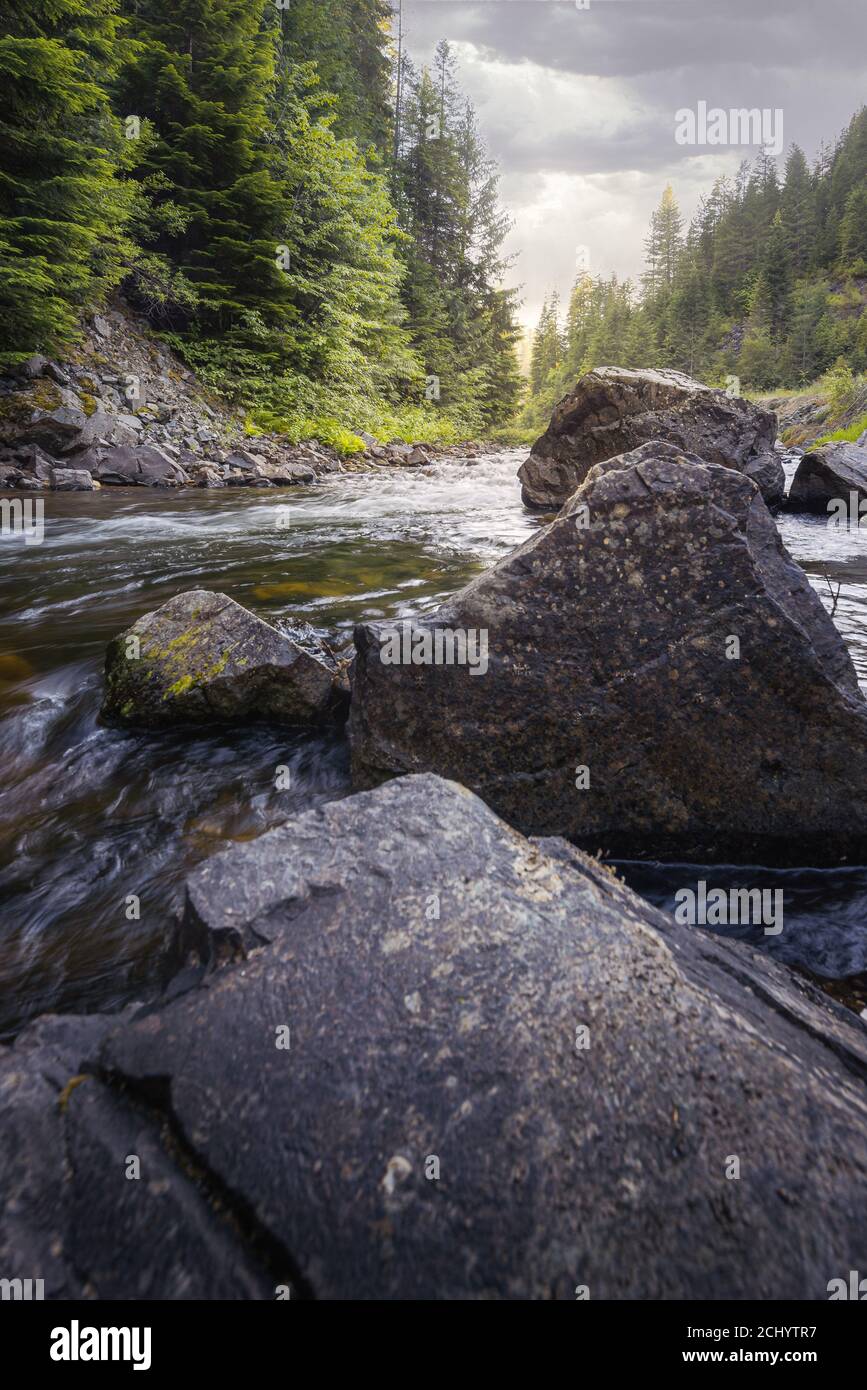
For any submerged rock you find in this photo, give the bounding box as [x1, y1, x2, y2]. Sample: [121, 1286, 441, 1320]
[4, 775, 867, 1299]
[350, 443, 867, 863]
[518, 366, 782, 509]
[101, 589, 342, 729]
[787, 441, 867, 515]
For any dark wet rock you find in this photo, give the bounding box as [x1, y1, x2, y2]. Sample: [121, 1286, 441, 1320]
[519, 366, 779, 509]
[13, 444, 57, 482]
[405, 446, 431, 466]
[256, 459, 317, 485]
[73, 411, 143, 453]
[101, 589, 342, 729]
[224, 449, 264, 472]
[225, 470, 270, 487]
[49, 467, 98, 491]
[3, 776, 867, 1298]
[44, 362, 71, 388]
[787, 441, 867, 515]
[14, 385, 89, 452]
[86, 444, 190, 487]
[741, 450, 785, 509]
[82, 775, 867, 1299]
[0, 1012, 274, 1299]
[350, 444, 867, 864]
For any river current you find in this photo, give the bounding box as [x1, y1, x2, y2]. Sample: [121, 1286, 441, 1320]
[1, 449, 866, 1034]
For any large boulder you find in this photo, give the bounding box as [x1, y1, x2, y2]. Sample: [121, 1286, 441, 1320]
[0, 380, 142, 457]
[519, 366, 782, 509]
[101, 589, 342, 729]
[787, 441, 867, 515]
[350, 442, 867, 863]
[4, 775, 867, 1299]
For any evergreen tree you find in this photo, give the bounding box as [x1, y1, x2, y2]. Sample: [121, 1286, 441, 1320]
[841, 184, 867, 268]
[642, 185, 683, 301]
[395, 47, 521, 428]
[115, 0, 289, 337]
[276, 0, 393, 153]
[781, 145, 816, 275]
[0, 0, 133, 361]
[752, 210, 792, 345]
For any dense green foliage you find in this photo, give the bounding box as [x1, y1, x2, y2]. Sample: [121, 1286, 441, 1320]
[525, 109, 867, 428]
[0, 0, 521, 440]
[0, 0, 175, 357]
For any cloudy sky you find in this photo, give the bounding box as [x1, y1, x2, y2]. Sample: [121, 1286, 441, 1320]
[394, 0, 867, 335]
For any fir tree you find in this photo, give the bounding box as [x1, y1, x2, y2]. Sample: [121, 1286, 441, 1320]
[0, 0, 133, 361]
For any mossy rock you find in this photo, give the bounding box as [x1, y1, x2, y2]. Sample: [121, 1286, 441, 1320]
[0, 380, 62, 427]
[101, 589, 344, 730]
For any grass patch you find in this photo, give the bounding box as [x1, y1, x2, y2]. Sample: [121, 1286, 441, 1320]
[813, 412, 867, 447]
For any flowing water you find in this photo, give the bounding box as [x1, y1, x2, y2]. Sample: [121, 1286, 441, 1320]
[1, 449, 866, 1036]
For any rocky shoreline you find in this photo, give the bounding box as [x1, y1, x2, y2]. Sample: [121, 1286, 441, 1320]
[0, 306, 495, 493]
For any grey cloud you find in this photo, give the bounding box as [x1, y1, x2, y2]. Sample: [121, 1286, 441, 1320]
[403, 0, 867, 81]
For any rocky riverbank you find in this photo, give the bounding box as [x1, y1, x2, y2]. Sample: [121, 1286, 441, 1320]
[763, 381, 867, 449]
[0, 304, 492, 493]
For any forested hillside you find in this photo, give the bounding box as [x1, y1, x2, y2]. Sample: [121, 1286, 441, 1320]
[525, 108, 867, 430]
[0, 0, 522, 444]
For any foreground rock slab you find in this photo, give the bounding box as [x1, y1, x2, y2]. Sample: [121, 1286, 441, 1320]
[101, 589, 341, 728]
[351, 443, 867, 863]
[3, 775, 867, 1299]
[0, 1014, 273, 1299]
[787, 441, 867, 514]
[519, 366, 782, 508]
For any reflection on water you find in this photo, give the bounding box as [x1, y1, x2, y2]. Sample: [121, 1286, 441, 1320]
[1, 449, 867, 1034]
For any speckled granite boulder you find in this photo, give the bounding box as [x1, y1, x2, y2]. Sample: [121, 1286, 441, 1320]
[350, 445, 867, 863]
[518, 366, 781, 508]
